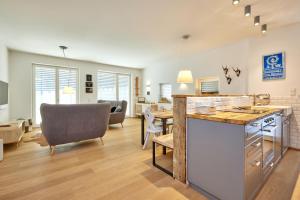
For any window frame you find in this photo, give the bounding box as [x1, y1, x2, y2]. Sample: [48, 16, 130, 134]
[159, 83, 172, 102]
[97, 70, 131, 116]
[32, 63, 79, 125]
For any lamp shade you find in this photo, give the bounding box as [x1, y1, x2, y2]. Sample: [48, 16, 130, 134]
[177, 70, 193, 83]
[63, 86, 75, 94]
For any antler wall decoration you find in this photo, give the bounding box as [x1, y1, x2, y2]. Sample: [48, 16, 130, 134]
[225, 74, 232, 85]
[221, 65, 242, 85]
[232, 67, 241, 77]
[222, 66, 229, 75]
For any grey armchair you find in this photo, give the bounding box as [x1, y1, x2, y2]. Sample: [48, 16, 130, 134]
[97, 100, 127, 127]
[40, 103, 110, 154]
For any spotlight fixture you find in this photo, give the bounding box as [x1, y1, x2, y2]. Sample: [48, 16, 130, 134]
[244, 5, 251, 17]
[262, 24, 267, 34]
[254, 16, 260, 26]
[232, 0, 239, 5]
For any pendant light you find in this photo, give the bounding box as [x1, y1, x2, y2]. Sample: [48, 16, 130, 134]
[59, 46, 75, 95]
[254, 16, 260, 26]
[176, 35, 193, 84]
[244, 5, 251, 17]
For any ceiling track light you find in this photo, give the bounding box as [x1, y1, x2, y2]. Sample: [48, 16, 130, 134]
[244, 5, 251, 17]
[232, 0, 240, 5]
[254, 16, 260, 26]
[262, 24, 267, 34]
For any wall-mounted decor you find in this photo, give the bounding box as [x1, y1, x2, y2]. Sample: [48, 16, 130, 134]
[86, 74, 92, 82]
[85, 82, 93, 87]
[225, 74, 232, 85]
[85, 74, 93, 93]
[263, 52, 285, 80]
[222, 66, 229, 75]
[135, 77, 139, 97]
[86, 88, 93, 93]
[232, 67, 241, 77]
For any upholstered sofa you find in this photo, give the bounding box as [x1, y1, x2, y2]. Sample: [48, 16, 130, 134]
[97, 100, 127, 127]
[40, 103, 110, 153]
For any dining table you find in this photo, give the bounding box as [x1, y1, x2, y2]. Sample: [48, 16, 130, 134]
[138, 110, 173, 154]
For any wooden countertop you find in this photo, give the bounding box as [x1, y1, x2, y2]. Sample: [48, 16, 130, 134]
[172, 94, 251, 98]
[187, 108, 281, 125]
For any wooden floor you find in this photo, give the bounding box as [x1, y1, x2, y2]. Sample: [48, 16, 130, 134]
[0, 118, 299, 200]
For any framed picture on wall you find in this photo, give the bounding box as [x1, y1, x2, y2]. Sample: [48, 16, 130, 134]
[86, 88, 93, 93]
[263, 52, 285, 80]
[85, 82, 93, 87]
[86, 74, 92, 81]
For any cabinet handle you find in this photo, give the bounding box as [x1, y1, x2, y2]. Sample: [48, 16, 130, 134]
[252, 161, 261, 167]
[251, 123, 261, 127]
[252, 142, 261, 148]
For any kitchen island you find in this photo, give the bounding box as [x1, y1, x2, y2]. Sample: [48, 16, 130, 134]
[186, 108, 282, 200]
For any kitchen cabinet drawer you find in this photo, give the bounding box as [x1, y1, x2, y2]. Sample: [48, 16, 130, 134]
[245, 131, 262, 146]
[245, 121, 262, 139]
[245, 151, 263, 200]
[245, 137, 263, 158]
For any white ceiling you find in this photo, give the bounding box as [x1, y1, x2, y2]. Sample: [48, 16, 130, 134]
[0, 0, 299, 68]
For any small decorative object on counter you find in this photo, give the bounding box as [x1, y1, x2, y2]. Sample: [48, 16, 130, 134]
[138, 97, 146, 103]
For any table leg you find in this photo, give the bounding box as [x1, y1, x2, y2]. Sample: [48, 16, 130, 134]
[162, 118, 167, 155]
[141, 114, 145, 145]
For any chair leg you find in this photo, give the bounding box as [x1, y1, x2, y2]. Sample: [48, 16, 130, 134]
[100, 137, 104, 145]
[152, 141, 156, 165]
[121, 123, 124, 128]
[50, 146, 55, 155]
[143, 132, 150, 149]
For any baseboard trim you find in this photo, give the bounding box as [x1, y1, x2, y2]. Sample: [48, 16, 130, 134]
[289, 147, 300, 151]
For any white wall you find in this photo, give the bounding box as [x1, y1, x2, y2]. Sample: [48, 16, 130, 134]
[143, 23, 300, 102]
[9, 50, 143, 120]
[248, 23, 300, 97]
[143, 40, 249, 102]
[0, 41, 9, 123]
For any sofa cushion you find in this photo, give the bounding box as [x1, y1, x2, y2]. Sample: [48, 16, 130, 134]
[111, 106, 117, 113]
[115, 105, 122, 112]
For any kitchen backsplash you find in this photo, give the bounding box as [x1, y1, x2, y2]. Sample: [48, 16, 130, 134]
[270, 96, 300, 149]
[186, 96, 253, 114]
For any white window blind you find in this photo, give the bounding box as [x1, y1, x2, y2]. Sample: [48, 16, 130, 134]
[35, 66, 56, 124]
[58, 68, 78, 104]
[97, 71, 131, 115]
[201, 80, 219, 93]
[34, 65, 78, 124]
[97, 72, 117, 101]
[160, 83, 172, 101]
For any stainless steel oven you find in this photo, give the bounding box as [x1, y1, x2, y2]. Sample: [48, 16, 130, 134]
[262, 114, 282, 179]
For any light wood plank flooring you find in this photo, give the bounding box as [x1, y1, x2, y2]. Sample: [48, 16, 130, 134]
[0, 118, 299, 200]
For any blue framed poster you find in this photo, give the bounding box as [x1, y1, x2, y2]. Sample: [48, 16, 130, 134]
[263, 52, 285, 80]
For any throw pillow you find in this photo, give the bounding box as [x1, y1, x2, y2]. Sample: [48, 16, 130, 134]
[115, 105, 122, 112]
[111, 106, 117, 113]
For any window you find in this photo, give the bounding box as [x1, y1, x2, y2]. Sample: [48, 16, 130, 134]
[33, 64, 78, 124]
[97, 72, 117, 101]
[198, 77, 219, 94]
[97, 71, 131, 115]
[160, 83, 172, 102]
